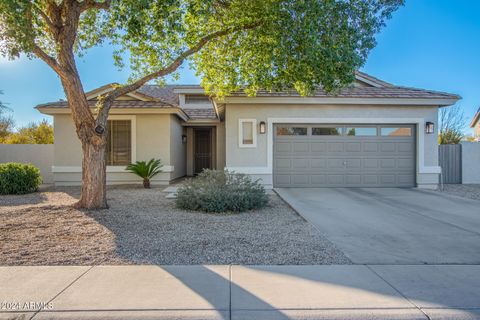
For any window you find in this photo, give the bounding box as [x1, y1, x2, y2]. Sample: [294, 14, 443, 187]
[381, 127, 412, 137]
[106, 120, 132, 165]
[346, 127, 377, 136]
[239, 119, 257, 147]
[312, 127, 342, 136]
[276, 127, 308, 136]
[185, 95, 210, 104]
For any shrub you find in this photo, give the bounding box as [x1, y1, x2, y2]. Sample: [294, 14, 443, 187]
[176, 169, 268, 213]
[126, 158, 163, 188]
[0, 163, 42, 195]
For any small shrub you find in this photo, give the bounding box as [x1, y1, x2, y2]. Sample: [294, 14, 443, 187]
[176, 169, 268, 213]
[126, 158, 163, 188]
[0, 163, 42, 195]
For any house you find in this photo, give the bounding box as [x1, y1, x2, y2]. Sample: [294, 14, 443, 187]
[470, 107, 480, 141]
[37, 71, 460, 189]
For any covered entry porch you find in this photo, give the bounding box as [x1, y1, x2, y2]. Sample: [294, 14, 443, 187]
[184, 123, 226, 176]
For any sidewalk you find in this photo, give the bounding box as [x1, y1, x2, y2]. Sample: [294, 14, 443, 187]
[1, 265, 479, 320]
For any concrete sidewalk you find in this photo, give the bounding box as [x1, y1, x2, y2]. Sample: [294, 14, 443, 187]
[1, 265, 479, 320]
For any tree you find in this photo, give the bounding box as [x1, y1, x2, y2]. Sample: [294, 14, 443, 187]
[0, 90, 14, 142]
[439, 104, 466, 144]
[0, 0, 403, 209]
[2, 119, 54, 144]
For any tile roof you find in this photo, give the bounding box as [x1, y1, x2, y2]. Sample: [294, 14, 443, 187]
[36, 72, 460, 119]
[36, 100, 174, 108]
[137, 85, 179, 106]
[228, 86, 460, 100]
[183, 108, 217, 120]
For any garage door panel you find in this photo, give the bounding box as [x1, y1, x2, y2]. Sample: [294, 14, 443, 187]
[328, 143, 344, 152]
[273, 124, 415, 187]
[346, 142, 362, 152]
[346, 175, 362, 184]
[274, 158, 291, 169]
[363, 142, 378, 152]
[380, 143, 396, 152]
[310, 142, 327, 152]
[293, 142, 309, 152]
[328, 175, 345, 185]
[292, 158, 308, 169]
[398, 142, 414, 153]
[346, 159, 361, 168]
[275, 141, 291, 153]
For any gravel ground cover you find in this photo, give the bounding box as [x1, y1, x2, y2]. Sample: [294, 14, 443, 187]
[437, 184, 480, 201]
[0, 186, 351, 265]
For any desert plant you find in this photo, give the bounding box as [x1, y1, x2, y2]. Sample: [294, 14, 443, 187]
[176, 169, 268, 213]
[126, 159, 163, 188]
[0, 163, 42, 195]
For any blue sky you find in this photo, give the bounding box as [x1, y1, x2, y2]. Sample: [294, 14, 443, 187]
[0, 0, 479, 133]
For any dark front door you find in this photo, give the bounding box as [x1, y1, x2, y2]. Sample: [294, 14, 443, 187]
[194, 128, 212, 174]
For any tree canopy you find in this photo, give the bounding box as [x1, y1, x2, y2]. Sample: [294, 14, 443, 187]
[439, 104, 466, 145]
[0, 0, 403, 97]
[1, 120, 54, 144]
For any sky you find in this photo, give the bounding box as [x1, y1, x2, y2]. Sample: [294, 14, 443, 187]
[0, 0, 479, 133]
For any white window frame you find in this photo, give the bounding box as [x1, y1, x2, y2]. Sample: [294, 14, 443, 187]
[239, 119, 257, 148]
[106, 115, 136, 169]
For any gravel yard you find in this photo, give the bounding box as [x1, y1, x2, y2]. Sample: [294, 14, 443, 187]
[0, 186, 350, 265]
[437, 184, 480, 201]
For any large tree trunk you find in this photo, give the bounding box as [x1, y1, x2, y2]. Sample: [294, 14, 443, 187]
[75, 139, 108, 209]
[60, 74, 109, 210]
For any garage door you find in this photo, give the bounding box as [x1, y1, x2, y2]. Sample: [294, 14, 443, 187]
[273, 124, 416, 187]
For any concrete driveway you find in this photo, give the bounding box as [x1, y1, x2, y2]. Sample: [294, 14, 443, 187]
[275, 188, 480, 264]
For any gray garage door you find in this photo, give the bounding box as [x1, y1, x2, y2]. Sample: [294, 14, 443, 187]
[273, 124, 416, 187]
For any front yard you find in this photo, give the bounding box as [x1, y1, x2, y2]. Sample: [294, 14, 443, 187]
[0, 186, 350, 265]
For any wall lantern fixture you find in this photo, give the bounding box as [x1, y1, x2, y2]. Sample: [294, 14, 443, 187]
[259, 121, 266, 134]
[425, 121, 434, 134]
[182, 134, 187, 144]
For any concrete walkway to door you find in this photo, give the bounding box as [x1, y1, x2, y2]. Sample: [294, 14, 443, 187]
[275, 188, 480, 264]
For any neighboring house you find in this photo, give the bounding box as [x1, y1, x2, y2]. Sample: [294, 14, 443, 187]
[470, 107, 480, 141]
[37, 71, 459, 189]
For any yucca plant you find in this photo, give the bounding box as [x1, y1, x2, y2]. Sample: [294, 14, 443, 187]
[126, 159, 163, 188]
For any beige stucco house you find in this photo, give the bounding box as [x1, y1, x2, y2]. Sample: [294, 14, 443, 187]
[470, 107, 480, 141]
[37, 72, 459, 189]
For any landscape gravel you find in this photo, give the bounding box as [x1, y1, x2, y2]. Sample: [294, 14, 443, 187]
[0, 186, 351, 265]
[437, 184, 480, 201]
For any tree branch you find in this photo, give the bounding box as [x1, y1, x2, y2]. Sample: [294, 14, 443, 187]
[32, 3, 57, 33]
[95, 21, 261, 125]
[31, 43, 65, 77]
[80, 0, 112, 11]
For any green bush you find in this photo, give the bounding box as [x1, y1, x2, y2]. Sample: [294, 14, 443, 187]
[0, 163, 42, 195]
[176, 169, 268, 213]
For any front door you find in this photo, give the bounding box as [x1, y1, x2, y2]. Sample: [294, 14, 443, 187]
[194, 128, 213, 174]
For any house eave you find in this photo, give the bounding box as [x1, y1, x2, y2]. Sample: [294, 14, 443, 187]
[222, 97, 459, 106]
[470, 112, 480, 128]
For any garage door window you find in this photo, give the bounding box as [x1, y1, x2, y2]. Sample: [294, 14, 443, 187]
[276, 127, 307, 136]
[381, 127, 412, 136]
[346, 127, 377, 136]
[312, 127, 342, 136]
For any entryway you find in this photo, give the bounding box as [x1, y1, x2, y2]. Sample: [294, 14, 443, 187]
[193, 127, 213, 174]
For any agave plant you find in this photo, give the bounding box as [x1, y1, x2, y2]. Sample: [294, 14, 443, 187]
[126, 159, 163, 188]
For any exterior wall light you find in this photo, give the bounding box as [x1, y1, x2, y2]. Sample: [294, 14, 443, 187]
[425, 121, 434, 134]
[259, 121, 266, 134]
[182, 134, 187, 144]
